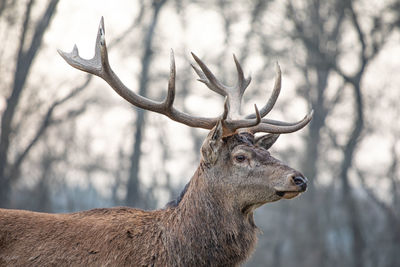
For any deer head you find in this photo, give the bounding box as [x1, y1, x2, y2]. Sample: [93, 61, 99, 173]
[58, 17, 313, 212]
[199, 126, 308, 215]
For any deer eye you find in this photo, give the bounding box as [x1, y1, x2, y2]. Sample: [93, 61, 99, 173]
[234, 155, 247, 163]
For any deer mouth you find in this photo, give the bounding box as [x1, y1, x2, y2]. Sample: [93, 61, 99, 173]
[275, 190, 301, 199]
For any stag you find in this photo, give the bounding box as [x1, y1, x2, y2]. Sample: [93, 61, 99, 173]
[0, 18, 313, 266]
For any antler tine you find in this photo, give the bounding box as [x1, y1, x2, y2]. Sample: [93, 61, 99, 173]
[191, 52, 228, 97]
[191, 64, 208, 86]
[246, 62, 281, 119]
[57, 17, 106, 76]
[164, 49, 176, 110]
[261, 118, 305, 126]
[222, 97, 229, 121]
[232, 54, 251, 98]
[249, 110, 314, 134]
[59, 18, 220, 130]
[243, 62, 313, 133]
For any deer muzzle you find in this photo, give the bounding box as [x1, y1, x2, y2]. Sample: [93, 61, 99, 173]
[274, 174, 308, 199]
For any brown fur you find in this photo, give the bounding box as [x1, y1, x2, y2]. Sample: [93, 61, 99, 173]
[0, 131, 306, 266]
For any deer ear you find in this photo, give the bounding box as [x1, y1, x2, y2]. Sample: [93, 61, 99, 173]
[255, 134, 280, 150]
[201, 120, 224, 164]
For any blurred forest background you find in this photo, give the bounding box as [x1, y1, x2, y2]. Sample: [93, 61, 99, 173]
[1, 0, 400, 266]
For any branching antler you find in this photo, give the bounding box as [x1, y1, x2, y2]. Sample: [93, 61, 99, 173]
[58, 17, 218, 129]
[190, 48, 313, 134]
[58, 17, 313, 136]
[191, 53, 251, 120]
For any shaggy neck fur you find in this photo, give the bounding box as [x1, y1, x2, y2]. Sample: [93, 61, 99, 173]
[164, 165, 258, 266]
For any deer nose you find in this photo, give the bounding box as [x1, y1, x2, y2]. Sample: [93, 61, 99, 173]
[292, 175, 308, 191]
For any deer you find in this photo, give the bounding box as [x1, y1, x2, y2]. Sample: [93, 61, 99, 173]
[0, 18, 313, 266]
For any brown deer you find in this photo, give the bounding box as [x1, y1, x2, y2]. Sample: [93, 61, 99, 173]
[0, 18, 313, 266]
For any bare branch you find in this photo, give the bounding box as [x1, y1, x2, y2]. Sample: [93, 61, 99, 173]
[8, 77, 91, 182]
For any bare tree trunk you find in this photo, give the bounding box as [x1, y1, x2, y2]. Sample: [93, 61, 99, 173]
[333, 0, 395, 263]
[126, 0, 168, 208]
[300, 69, 329, 267]
[0, 0, 59, 208]
[285, 1, 346, 265]
[339, 81, 365, 267]
[0, 0, 8, 17]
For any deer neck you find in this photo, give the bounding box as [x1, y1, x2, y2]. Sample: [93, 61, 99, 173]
[165, 166, 258, 266]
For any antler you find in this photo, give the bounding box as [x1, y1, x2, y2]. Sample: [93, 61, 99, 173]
[58, 17, 313, 136]
[58, 17, 218, 129]
[191, 53, 251, 120]
[191, 51, 313, 135]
